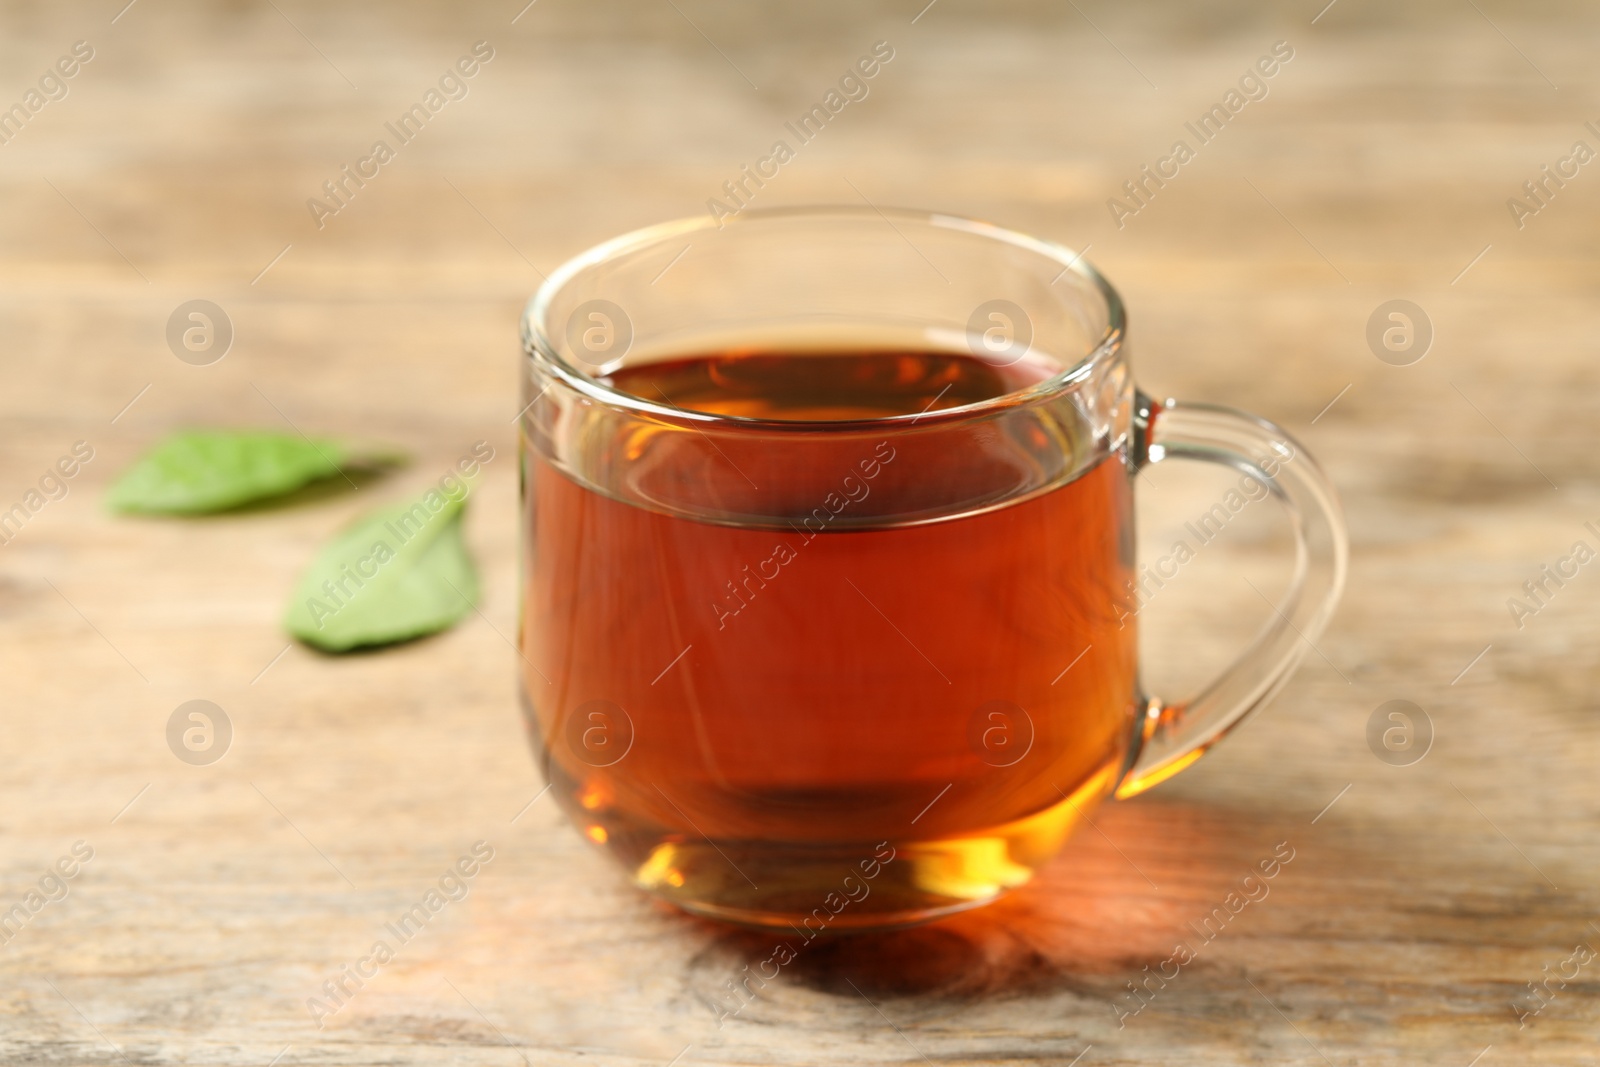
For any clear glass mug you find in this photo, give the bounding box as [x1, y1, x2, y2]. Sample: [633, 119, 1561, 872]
[518, 208, 1346, 931]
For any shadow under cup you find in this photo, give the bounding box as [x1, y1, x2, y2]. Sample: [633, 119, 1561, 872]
[518, 208, 1144, 930]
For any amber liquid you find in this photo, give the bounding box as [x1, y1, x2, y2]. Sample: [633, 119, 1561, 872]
[521, 350, 1139, 929]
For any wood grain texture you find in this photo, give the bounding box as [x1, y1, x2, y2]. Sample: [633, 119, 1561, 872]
[1, 0, 1597, 1063]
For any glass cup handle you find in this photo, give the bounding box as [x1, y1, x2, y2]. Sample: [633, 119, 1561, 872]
[1114, 391, 1349, 799]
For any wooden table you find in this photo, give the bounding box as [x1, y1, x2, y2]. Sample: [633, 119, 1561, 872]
[2, 1, 1596, 1063]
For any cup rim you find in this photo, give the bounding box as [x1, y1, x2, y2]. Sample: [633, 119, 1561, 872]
[521, 205, 1125, 432]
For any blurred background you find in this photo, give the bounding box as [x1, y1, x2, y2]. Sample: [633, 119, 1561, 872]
[2, 1, 1597, 1064]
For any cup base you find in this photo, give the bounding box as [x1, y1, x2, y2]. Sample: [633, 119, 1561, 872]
[668, 889, 996, 934]
[550, 762, 1118, 933]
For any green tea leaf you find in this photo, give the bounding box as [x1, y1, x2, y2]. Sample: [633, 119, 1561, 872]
[283, 486, 479, 652]
[107, 431, 396, 514]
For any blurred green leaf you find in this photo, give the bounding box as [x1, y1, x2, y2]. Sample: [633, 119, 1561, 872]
[283, 486, 478, 652]
[106, 430, 399, 514]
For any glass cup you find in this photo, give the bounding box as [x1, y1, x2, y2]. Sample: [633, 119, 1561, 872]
[518, 207, 1346, 931]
